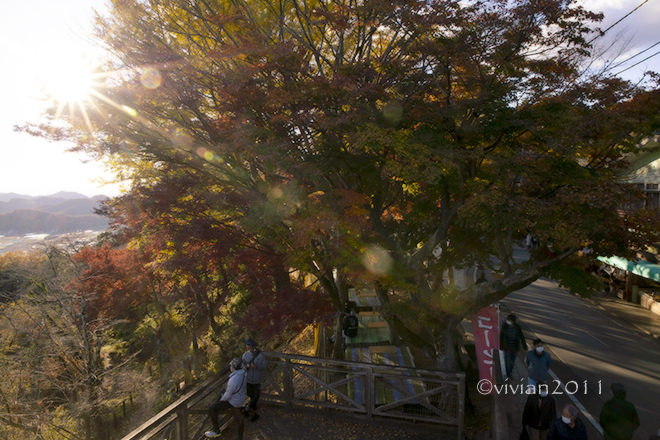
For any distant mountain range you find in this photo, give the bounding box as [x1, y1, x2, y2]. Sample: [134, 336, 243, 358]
[0, 192, 109, 235]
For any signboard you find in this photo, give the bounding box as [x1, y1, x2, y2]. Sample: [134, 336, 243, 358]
[471, 306, 499, 387]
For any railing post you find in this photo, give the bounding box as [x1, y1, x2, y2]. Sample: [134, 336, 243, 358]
[175, 406, 189, 440]
[458, 374, 465, 440]
[492, 350, 509, 440]
[283, 357, 293, 405]
[365, 366, 374, 419]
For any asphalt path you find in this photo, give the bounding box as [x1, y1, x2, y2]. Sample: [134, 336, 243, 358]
[502, 279, 660, 440]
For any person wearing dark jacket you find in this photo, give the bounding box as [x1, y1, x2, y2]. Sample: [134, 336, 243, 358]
[526, 338, 551, 388]
[546, 404, 588, 440]
[500, 314, 527, 378]
[242, 338, 267, 422]
[522, 381, 557, 440]
[599, 383, 640, 440]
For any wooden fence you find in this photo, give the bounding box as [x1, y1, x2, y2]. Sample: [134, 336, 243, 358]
[120, 351, 465, 440]
[94, 393, 135, 440]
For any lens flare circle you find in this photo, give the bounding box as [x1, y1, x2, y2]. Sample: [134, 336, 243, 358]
[140, 68, 162, 89]
[362, 245, 393, 276]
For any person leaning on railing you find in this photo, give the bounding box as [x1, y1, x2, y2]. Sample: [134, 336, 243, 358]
[205, 358, 246, 439]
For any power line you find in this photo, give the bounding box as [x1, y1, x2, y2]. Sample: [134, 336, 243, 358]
[613, 48, 660, 75]
[587, 0, 649, 45]
[608, 39, 660, 71]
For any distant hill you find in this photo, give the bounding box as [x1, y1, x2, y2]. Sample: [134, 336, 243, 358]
[40, 196, 108, 216]
[0, 193, 109, 234]
[49, 191, 90, 199]
[0, 194, 107, 215]
[0, 193, 34, 203]
[0, 209, 109, 235]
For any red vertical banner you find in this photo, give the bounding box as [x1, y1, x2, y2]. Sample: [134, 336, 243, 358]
[471, 306, 500, 386]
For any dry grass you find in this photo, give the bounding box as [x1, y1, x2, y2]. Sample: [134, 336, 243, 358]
[279, 324, 317, 356]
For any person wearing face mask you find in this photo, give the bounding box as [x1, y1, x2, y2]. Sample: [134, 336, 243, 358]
[546, 404, 588, 440]
[500, 314, 527, 379]
[522, 381, 557, 440]
[599, 383, 639, 440]
[525, 339, 551, 388]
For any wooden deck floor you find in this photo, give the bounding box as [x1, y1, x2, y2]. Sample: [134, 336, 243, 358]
[236, 403, 456, 440]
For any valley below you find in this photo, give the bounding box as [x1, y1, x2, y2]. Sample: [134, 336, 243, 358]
[0, 230, 104, 255]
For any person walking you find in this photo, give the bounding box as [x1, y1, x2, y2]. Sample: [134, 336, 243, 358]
[206, 358, 246, 439]
[342, 308, 359, 348]
[525, 338, 551, 388]
[242, 338, 267, 422]
[500, 314, 526, 379]
[599, 383, 640, 440]
[546, 404, 588, 440]
[521, 381, 557, 440]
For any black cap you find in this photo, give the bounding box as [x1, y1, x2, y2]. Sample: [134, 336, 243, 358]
[245, 338, 257, 347]
[610, 382, 626, 399]
[610, 382, 625, 392]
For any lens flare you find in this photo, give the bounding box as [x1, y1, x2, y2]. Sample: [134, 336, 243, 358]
[270, 187, 283, 198]
[382, 100, 403, 125]
[122, 105, 137, 116]
[362, 245, 393, 276]
[140, 68, 162, 89]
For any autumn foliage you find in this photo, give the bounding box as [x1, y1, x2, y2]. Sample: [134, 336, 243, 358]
[18, 0, 660, 369]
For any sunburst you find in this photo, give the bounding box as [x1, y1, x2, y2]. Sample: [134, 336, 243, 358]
[33, 50, 111, 133]
[38, 53, 100, 109]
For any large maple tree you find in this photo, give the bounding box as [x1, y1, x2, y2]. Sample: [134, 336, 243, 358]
[85, 169, 332, 341]
[23, 0, 660, 369]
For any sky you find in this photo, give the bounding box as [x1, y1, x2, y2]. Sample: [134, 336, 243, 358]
[0, 0, 658, 199]
[0, 0, 116, 198]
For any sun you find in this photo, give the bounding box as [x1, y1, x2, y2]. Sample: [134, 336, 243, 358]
[37, 52, 102, 105]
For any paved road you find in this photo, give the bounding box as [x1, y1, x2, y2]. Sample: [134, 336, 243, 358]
[502, 279, 660, 440]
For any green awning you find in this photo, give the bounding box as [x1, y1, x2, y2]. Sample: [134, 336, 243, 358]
[597, 255, 660, 282]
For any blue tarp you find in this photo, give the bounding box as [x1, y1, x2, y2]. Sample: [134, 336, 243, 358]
[597, 255, 660, 282]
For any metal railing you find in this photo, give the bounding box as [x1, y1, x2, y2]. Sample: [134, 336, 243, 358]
[120, 351, 465, 440]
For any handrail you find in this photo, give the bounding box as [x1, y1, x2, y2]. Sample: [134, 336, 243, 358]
[120, 352, 465, 440]
[263, 350, 465, 380]
[121, 367, 229, 440]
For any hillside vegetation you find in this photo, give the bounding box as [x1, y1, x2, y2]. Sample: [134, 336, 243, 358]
[0, 246, 252, 440]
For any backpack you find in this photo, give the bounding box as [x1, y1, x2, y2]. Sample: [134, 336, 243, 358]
[343, 315, 359, 337]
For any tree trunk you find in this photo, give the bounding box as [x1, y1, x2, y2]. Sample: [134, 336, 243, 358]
[331, 315, 344, 359]
[316, 268, 349, 360]
[82, 413, 92, 440]
[191, 332, 201, 374]
[435, 327, 459, 372]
